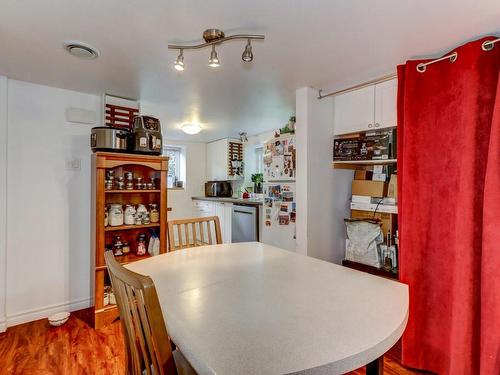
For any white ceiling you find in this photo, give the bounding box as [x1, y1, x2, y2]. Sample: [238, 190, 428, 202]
[1, 0, 499, 141]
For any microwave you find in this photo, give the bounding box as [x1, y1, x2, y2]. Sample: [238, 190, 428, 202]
[205, 181, 233, 197]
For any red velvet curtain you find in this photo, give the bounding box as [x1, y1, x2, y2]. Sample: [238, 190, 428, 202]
[397, 37, 500, 375]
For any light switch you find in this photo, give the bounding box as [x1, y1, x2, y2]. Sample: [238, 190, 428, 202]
[66, 158, 81, 171]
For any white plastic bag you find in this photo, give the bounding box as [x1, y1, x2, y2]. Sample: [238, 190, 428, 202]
[345, 220, 384, 268]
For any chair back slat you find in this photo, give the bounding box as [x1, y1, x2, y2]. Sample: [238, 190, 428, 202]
[168, 216, 222, 251]
[206, 220, 213, 245]
[104, 251, 178, 375]
[198, 221, 204, 246]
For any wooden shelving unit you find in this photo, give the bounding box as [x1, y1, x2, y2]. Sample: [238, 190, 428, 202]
[331, 157, 400, 279]
[332, 159, 397, 170]
[89, 152, 168, 328]
[342, 259, 399, 280]
[104, 223, 160, 232]
[228, 140, 243, 176]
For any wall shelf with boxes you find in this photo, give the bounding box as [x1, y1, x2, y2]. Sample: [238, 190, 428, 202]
[328, 77, 400, 280]
[88, 152, 168, 328]
[332, 104, 399, 279]
[343, 166, 399, 279]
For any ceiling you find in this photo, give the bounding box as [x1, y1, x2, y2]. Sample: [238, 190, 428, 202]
[1, 0, 499, 142]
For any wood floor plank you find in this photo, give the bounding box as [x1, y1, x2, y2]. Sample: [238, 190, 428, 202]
[0, 315, 425, 375]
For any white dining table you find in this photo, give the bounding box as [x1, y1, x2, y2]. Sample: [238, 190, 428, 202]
[126, 242, 408, 375]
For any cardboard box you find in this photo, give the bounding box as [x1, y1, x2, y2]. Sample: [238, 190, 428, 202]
[351, 195, 372, 204]
[372, 173, 387, 181]
[351, 209, 396, 238]
[351, 180, 388, 197]
[354, 170, 373, 180]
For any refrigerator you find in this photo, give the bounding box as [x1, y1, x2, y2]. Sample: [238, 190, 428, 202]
[262, 134, 296, 251]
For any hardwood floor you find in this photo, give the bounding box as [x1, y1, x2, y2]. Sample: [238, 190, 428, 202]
[0, 315, 424, 375]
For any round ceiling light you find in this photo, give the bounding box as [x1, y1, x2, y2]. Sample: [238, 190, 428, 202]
[181, 123, 202, 135]
[63, 41, 100, 60]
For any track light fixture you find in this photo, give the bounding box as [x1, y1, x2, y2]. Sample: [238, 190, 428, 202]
[242, 40, 253, 62]
[208, 45, 220, 68]
[168, 28, 264, 71]
[174, 50, 184, 71]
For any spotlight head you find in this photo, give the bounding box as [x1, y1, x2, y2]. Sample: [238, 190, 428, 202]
[242, 40, 253, 62]
[208, 45, 220, 68]
[174, 50, 184, 71]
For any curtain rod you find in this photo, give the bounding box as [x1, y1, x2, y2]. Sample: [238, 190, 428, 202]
[318, 36, 500, 100]
[317, 73, 396, 99]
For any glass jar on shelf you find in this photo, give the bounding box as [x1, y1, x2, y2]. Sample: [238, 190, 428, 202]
[122, 241, 130, 255]
[112, 235, 123, 256]
[124, 205, 136, 225]
[149, 204, 159, 223]
[108, 204, 123, 226]
[136, 233, 147, 255]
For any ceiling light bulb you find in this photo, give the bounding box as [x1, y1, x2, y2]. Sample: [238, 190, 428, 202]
[242, 40, 253, 62]
[181, 123, 202, 135]
[208, 45, 220, 68]
[174, 50, 184, 71]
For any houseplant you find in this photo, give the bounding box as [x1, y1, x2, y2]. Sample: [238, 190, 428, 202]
[251, 173, 263, 194]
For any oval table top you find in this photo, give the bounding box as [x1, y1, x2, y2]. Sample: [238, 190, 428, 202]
[126, 242, 408, 375]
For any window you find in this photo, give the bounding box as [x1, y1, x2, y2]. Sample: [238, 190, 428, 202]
[255, 146, 264, 174]
[164, 146, 181, 188]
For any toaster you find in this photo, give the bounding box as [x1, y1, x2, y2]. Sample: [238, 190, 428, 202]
[131, 115, 163, 155]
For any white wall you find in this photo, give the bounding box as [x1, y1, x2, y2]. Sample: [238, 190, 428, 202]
[165, 140, 206, 220]
[295, 88, 309, 256]
[0, 76, 7, 331]
[295, 87, 352, 263]
[2, 79, 100, 329]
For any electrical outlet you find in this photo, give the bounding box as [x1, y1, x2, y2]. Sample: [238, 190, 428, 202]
[66, 158, 81, 171]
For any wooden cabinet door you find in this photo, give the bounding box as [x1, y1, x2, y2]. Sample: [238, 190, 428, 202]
[374, 79, 397, 130]
[333, 85, 375, 135]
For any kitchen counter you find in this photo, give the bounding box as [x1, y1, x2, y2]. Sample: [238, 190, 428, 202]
[192, 196, 263, 205]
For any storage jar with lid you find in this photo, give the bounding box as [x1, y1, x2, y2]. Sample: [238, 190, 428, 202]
[136, 233, 147, 255]
[124, 205, 136, 225]
[150, 204, 159, 223]
[109, 204, 124, 226]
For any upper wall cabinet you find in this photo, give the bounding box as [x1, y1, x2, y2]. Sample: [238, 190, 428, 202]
[333, 78, 397, 135]
[206, 138, 243, 181]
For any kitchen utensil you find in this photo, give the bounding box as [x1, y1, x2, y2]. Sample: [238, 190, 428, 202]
[131, 116, 163, 155]
[90, 126, 130, 153]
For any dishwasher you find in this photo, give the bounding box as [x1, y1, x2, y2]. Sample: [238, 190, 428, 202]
[231, 204, 258, 243]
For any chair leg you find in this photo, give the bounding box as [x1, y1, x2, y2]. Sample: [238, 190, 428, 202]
[366, 356, 384, 375]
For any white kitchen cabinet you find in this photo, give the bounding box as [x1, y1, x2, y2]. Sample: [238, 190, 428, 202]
[215, 202, 233, 243]
[206, 138, 243, 181]
[374, 79, 397, 129]
[333, 78, 397, 135]
[192, 200, 215, 217]
[333, 85, 375, 135]
[192, 200, 232, 243]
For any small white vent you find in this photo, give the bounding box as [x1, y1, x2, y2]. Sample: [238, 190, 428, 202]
[63, 41, 100, 60]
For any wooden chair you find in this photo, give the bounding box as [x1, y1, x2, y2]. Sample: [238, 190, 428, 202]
[104, 251, 196, 375]
[167, 216, 222, 251]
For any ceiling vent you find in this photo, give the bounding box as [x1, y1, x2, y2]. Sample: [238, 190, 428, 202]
[63, 41, 100, 60]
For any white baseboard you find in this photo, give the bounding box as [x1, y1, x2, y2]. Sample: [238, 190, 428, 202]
[5, 297, 91, 329]
[0, 319, 6, 333]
